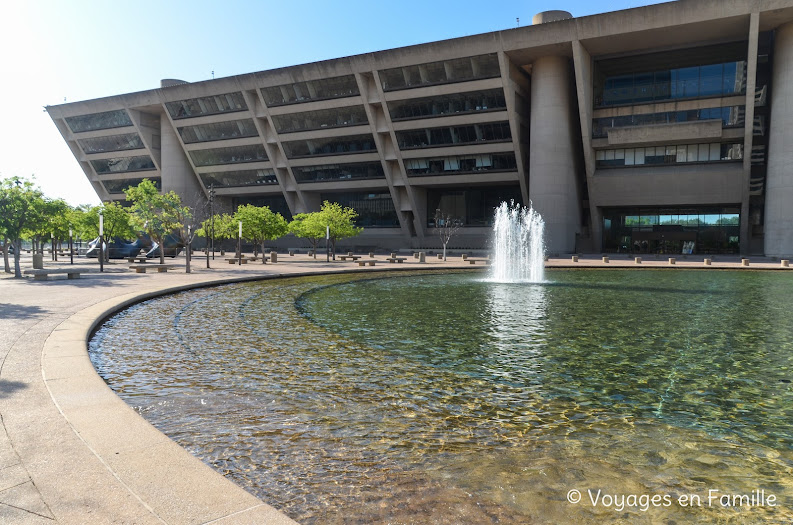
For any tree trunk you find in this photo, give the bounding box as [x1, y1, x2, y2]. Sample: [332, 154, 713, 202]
[13, 240, 22, 278]
[312, 239, 318, 259]
[185, 240, 191, 273]
[261, 241, 267, 263]
[443, 242, 447, 261]
[159, 236, 165, 264]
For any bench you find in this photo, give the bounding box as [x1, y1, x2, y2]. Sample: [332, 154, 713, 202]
[338, 255, 361, 261]
[467, 258, 491, 265]
[129, 264, 177, 273]
[226, 257, 250, 264]
[24, 269, 83, 280]
[386, 257, 407, 263]
[356, 260, 376, 266]
[127, 257, 149, 263]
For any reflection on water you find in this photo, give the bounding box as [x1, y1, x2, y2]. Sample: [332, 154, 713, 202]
[90, 270, 793, 524]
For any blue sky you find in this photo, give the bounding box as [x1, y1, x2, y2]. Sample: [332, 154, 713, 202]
[0, 0, 669, 206]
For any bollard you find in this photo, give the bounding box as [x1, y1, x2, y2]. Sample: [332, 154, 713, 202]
[289, 250, 295, 256]
[369, 252, 374, 258]
[270, 251, 277, 263]
[413, 253, 419, 259]
[635, 257, 642, 264]
[220, 249, 225, 256]
[572, 255, 579, 263]
[669, 258, 676, 265]
[704, 258, 712, 266]
[742, 258, 750, 267]
[419, 252, 426, 263]
[602, 256, 609, 263]
[461, 254, 468, 260]
[32, 253, 44, 269]
[782, 259, 790, 267]
[390, 252, 396, 258]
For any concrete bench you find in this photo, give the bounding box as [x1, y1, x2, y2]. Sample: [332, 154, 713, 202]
[129, 264, 177, 273]
[467, 258, 490, 265]
[356, 260, 376, 266]
[127, 257, 149, 263]
[24, 269, 83, 280]
[338, 255, 361, 261]
[386, 257, 407, 263]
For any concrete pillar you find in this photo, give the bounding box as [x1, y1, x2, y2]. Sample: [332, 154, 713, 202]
[160, 121, 204, 201]
[765, 22, 793, 257]
[530, 55, 580, 254]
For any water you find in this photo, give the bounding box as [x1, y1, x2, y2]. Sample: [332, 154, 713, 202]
[489, 201, 545, 283]
[89, 270, 793, 524]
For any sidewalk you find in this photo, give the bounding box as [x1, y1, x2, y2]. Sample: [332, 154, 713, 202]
[0, 252, 789, 523]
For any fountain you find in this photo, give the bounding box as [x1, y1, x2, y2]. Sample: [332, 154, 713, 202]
[489, 201, 546, 283]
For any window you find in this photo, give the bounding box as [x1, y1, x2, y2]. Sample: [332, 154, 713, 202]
[319, 192, 399, 227]
[79, 133, 144, 154]
[66, 110, 132, 133]
[166, 92, 247, 119]
[388, 89, 506, 121]
[380, 54, 500, 91]
[405, 153, 516, 176]
[199, 169, 277, 188]
[189, 144, 268, 166]
[397, 122, 511, 149]
[261, 75, 359, 106]
[102, 177, 160, 194]
[426, 186, 522, 226]
[91, 155, 156, 174]
[178, 119, 258, 143]
[271, 105, 368, 133]
[595, 143, 743, 168]
[592, 106, 744, 138]
[282, 134, 376, 158]
[293, 162, 384, 183]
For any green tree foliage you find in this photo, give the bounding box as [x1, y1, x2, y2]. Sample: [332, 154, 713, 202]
[317, 200, 362, 258]
[234, 204, 288, 261]
[288, 212, 326, 259]
[0, 177, 46, 277]
[125, 179, 186, 264]
[81, 202, 136, 241]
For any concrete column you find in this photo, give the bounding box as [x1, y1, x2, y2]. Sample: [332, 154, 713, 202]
[530, 55, 580, 254]
[159, 120, 204, 201]
[765, 22, 793, 257]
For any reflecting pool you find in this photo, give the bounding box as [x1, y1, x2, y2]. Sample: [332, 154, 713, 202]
[89, 270, 793, 524]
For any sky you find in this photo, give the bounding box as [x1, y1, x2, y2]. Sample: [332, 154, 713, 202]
[0, 0, 669, 207]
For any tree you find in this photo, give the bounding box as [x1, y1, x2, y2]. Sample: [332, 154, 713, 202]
[288, 213, 326, 259]
[234, 204, 288, 263]
[125, 179, 184, 265]
[80, 202, 136, 261]
[316, 201, 362, 259]
[433, 208, 462, 261]
[0, 177, 47, 278]
[196, 213, 236, 253]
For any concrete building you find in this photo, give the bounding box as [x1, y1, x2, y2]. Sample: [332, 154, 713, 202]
[47, 0, 793, 256]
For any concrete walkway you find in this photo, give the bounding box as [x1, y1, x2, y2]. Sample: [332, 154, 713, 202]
[0, 252, 789, 524]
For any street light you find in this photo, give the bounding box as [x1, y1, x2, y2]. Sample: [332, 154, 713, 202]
[238, 220, 242, 265]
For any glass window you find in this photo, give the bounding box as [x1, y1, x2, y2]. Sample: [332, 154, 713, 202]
[676, 145, 687, 163]
[91, 155, 156, 174]
[634, 149, 645, 164]
[166, 92, 247, 119]
[199, 169, 277, 188]
[687, 147, 698, 163]
[406, 153, 516, 176]
[396, 121, 511, 149]
[426, 186, 522, 226]
[319, 192, 399, 227]
[698, 144, 710, 161]
[261, 75, 359, 107]
[65, 110, 132, 133]
[709, 143, 721, 161]
[102, 177, 160, 194]
[380, 53, 500, 91]
[271, 105, 368, 133]
[293, 162, 384, 183]
[178, 119, 258, 143]
[189, 144, 268, 166]
[591, 105, 744, 138]
[698, 64, 723, 96]
[282, 134, 376, 158]
[388, 89, 506, 121]
[79, 133, 144, 154]
[625, 149, 635, 165]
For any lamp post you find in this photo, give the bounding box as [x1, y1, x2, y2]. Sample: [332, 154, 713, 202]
[326, 225, 330, 262]
[238, 220, 242, 265]
[98, 210, 104, 273]
[51, 232, 55, 261]
[186, 224, 192, 274]
[69, 228, 73, 265]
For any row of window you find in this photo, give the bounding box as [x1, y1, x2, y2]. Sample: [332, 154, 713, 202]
[293, 162, 385, 183]
[592, 106, 744, 138]
[66, 110, 132, 133]
[166, 92, 247, 119]
[595, 143, 743, 168]
[596, 61, 746, 106]
[178, 119, 259, 144]
[396, 121, 511, 149]
[199, 169, 277, 188]
[388, 88, 506, 121]
[102, 177, 160, 194]
[405, 153, 516, 176]
[282, 134, 376, 158]
[189, 144, 268, 167]
[271, 105, 368, 133]
[79, 132, 144, 154]
[91, 155, 156, 174]
[427, 186, 522, 227]
[261, 75, 360, 107]
[380, 54, 500, 92]
[319, 192, 399, 227]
